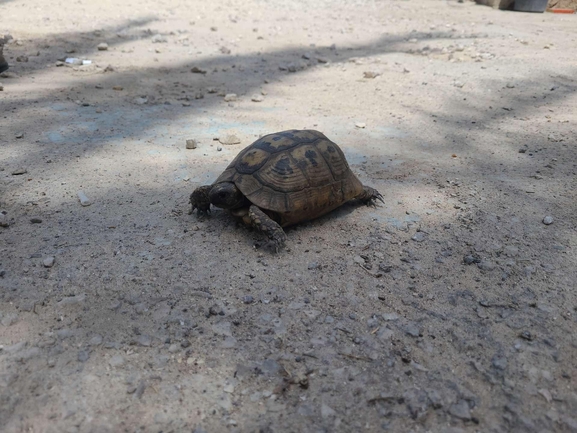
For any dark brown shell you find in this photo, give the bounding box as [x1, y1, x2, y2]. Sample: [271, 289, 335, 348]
[215, 130, 363, 226]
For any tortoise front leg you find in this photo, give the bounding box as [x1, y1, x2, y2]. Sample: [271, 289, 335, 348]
[189, 185, 212, 215]
[356, 185, 384, 206]
[248, 205, 287, 252]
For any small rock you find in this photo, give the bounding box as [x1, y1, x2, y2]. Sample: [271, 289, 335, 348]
[251, 94, 264, 102]
[11, 167, 27, 175]
[0, 212, 8, 227]
[321, 404, 337, 418]
[137, 334, 152, 347]
[89, 335, 103, 346]
[491, 353, 507, 370]
[133, 96, 148, 105]
[453, 81, 465, 88]
[0, 83, 3, 91]
[186, 139, 198, 149]
[449, 400, 471, 420]
[317, 56, 329, 64]
[1, 313, 18, 326]
[77, 190, 92, 206]
[219, 46, 231, 54]
[16, 55, 28, 62]
[355, 122, 366, 129]
[382, 313, 399, 321]
[519, 147, 527, 153]
[77, 349, 90, 362]
[168, 344, 180, 353]
[463, 254, 481, 265]
[308, 261, 320, 270]
[191, 66, 206, 74]
[97, 43, 109, 51]
[30, 217, 42, 224]
[43, 256, 55, 268]
[217, 146, 222, 151]
[207, 87, 217, 94]
[151, 34, 167, 43]
[411, 232, 426, 242]
[477, 260, 496, 271]
[542, 216, 553, 225]
[223, 93, 237, 102]
[109, 354, 125, 367]
[404, 322, 422, 337]
[112, 85, 123, 91]
[219, 134, 241, 145]
[242, 295, 254, 304]
[363, 71, 380, 79]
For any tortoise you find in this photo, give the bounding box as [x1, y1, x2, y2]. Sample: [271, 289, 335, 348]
[189, 129, 383, 250]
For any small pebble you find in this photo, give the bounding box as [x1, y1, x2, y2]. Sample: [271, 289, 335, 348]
[77, 190, 92, 206]
[11, 168, 26, 175]
[191, 66, 206, 74]
[186, 139, 198, 149]
[43, 256, 55, 268]
[112, 86, 123, 91]
[151, 34, 167, 43]
[109, 354, 125, 367]
[223, 93, 237, 102]
[16, 55, 28, 62]
[363, 71, 379, 79]
[355, 122, 366, 128]
[217, 146, 222, 151]
[0, 83, 3, 91]
[411, 232, 426, 242]
[242, 295, 254, 304]
[97, 43, 109, 51]
[219, 134, 240, 145]
[251, 94, 264, 102]
[0, 213, 8, 227]
[30, 217, 42, 224]
[542, 216, 553, 225]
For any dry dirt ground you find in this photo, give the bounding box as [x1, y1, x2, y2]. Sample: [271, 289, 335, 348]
[1, 0, 577, 432]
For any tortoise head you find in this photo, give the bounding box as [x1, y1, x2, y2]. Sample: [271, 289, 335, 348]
[209, 182, 246, 210]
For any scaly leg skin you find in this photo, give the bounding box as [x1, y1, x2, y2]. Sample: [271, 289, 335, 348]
[189, 185, 212, 215]
[248, 205, 287, 252]
[357, 185, 385, 206]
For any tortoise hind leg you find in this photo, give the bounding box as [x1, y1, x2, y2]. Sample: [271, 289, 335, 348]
[248, 205, 287, 252]
[356, 185, 384, 206]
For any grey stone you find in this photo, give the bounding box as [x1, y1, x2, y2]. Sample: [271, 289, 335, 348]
[137, 334, 152, 347]
[109, 354, 125, 367]
[97, 43, 109, 51]
[77, 349, 90, 362]
[404, 322, 422, 337]
[89, 334, 103, 346]
[542, 216, 553, 225]
[492, 353, 507, 370]
[477, 260, 496, 271]
[411, 232, 426, 242]
[43, 256, 55, 268]
[212, 321, 232, 337]
[449, 400, 471, 420]
[321, 403, 337, 418]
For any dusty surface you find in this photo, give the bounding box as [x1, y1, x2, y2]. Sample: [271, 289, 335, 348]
[1, 0, 577, 431]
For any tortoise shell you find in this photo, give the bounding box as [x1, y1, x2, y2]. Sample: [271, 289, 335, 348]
[214, 130, 364, 226]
